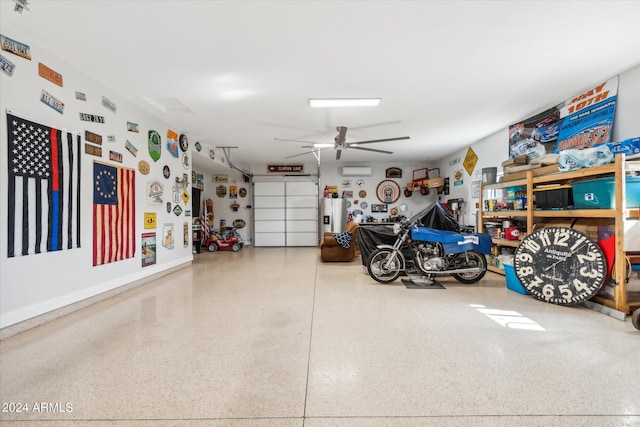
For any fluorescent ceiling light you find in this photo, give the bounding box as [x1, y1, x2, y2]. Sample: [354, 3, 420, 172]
[309, 98, 381, 108]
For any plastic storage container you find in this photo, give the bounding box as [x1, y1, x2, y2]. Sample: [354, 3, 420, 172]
[533, 184, 574, 210]
[503, 263, 529, 295]
[572, 176, 640, 209]
[482, 167, 497, 184]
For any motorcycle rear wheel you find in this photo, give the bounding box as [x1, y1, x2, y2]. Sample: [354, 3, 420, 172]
[451, 250, 487, 284]
[367, 248, 403, 283]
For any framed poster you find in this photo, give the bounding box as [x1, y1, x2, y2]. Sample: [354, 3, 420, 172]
[141, 233, 156, 267]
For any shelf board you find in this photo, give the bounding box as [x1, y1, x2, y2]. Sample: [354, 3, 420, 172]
[487, 264, 505, 275]
[533, 209, 616, 218]
[532, 163, 616, 184]
[481, 210, 529, 218]
[492, 238, 521, 247]
[483, 178, 528, 189]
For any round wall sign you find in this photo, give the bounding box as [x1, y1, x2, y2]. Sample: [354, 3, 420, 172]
[179, 134, 188, 152]
[514, 227, 606, 305]
[360, 202, 368, 209]
[216, 185, 227, 198]
[138, 160, 150, 175]
[358, 190, 367, 198]
[376, 180, 401, 204]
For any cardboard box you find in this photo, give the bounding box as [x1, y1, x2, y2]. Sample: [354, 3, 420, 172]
[501, 154, 528, 168]
[501, 163, 560, 182]
[571, 218, 614, 242]
[531, 219, 575, 233]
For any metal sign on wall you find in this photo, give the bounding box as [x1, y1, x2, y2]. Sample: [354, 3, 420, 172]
[267, 164, 304, 173]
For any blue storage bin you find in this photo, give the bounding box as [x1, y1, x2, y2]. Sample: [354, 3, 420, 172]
[572, 176, 640, 209]
[503, 263, 529, 295]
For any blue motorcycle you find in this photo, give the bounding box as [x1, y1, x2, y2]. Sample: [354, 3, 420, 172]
[367, 216, 492, 284]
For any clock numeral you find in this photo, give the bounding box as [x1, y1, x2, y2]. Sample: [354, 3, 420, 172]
[577, 251, 597, 264]
[542, 284, 555, 298]
[518, 266, 534, 277]
[539, 232, 551, 247]
[528, 275, 544, 289]
[558, 284, 573, 299]
[570, 236, 587, 251]
[553, 231, 569, 247]
[517, 252, 533, 263]
[522, 239, 541, 254]
[573, 278, 590, 292]
[579, 266, 600, 279]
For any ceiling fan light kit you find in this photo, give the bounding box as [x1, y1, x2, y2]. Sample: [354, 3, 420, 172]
[308, 98, 381, 108]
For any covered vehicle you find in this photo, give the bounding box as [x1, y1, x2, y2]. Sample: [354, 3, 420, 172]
[357, 201, 460, 265]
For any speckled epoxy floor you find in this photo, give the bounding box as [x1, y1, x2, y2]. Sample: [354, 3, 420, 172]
[1, 247, 639, 426]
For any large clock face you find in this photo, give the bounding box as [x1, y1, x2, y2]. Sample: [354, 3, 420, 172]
[514, 227, 606, 305]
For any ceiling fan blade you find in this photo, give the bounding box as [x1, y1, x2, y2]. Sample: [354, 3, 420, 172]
[274, 137, 319, 144]
[349, 120, 402, 130]
[285, 151, 315, 159]
[336, 149, 342, 160]
[346, 136, 410, 146]
[349, 146, 393, 154]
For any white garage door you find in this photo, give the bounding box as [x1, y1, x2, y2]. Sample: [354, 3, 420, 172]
[253, 178, 318, 247]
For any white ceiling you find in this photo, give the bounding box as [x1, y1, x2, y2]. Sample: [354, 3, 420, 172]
[2, 1, 640, 171]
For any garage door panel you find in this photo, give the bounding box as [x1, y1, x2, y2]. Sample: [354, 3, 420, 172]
[254, 233, 286, 246]
[287, 220, 318, 232]
[287, 208, 317, 220]
[254, 196, 285, 208]
[254, 220, 285, 233]
[286, 195, 317, 208]
[286, 232, 318, 246]
[254, 208, 285, 221]
[254, 182, 285, 195]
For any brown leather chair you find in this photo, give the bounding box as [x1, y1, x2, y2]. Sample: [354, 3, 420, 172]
[320, 221, 360, 262]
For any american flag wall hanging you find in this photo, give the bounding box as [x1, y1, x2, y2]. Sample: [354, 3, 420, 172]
[6, 112, 81, 257]
[93, 161, 136, 266]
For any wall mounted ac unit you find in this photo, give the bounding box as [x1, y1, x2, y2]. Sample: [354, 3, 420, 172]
[341, 166, 372, 176]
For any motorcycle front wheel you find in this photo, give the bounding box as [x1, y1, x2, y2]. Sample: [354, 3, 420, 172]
[367, 248, 403, 284]
[451, 250, 487, 284]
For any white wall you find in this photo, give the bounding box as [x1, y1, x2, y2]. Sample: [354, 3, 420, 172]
[319, 160, 440, 224]
[612, 64, 640, 142]
[0, 27, 193, 328]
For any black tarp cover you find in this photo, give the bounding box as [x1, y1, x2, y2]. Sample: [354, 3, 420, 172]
[357, 202, 459, 265]
[412, 201, 460, 232]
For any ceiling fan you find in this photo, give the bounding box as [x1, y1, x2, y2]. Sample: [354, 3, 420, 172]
[275, 126, 410, 160]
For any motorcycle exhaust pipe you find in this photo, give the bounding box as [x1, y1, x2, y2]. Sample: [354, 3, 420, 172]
[427, 267, 484, 275]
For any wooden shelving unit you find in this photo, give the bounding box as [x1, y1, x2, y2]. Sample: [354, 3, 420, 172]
[479, 154, 640, 315]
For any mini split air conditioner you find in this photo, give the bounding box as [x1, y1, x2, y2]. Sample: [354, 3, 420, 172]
[341, 166, 372, 176]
